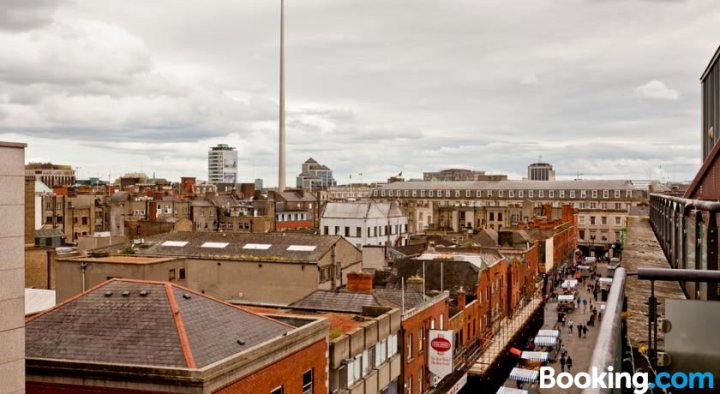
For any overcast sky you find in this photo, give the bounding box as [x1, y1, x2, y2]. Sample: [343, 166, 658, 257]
[1, 0, 718, 185]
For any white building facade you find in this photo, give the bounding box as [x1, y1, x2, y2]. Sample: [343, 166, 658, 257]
[320, 201, 408, 248]
[208, 144, 238, 184]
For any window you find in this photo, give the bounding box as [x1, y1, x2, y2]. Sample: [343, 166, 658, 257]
[454, 190, 460, 197]
[420, 190, 425, 197]
[466, 190, 471, 198]
[323, 226, 328, 235]
[388, 190, 394, 197]
[549, 190, 555, 198]
[389, 334, 398, 356]
[376, 339, 387, 367]
[498, 212, 503, 221]
[518, 190, 524, 198]
[169, 269, 176, 281]
[334, 226, 340, 235]
[559, 190, 565, 198]
[356, 227, 362, 237]
[498, 190, 504, 197]
[615, 231, 621, 241]
[538, 190, 544, 198]
[580, 190, 587, 198]
[418, 328, 424, 352]
[579, 230, 585, 240]
[445, 190, 451, 197]
[603, 190, 609, 198]
[570, 190, 575, 198]
[626, 190, 633, 198]
[476, 190, 482, 198]
[428, 190, 434, 197]
[615, 190, 621, 198]
[407, 375, 413, 394]
[590, 216, 596, 225]
[412, 190, 417, 197]
[590, 202, 597, 209]
[179, 268, 186, 280]
[528, 190, 533, 198]
[344, 227, 350, 237]
[407, 333, 413, 359]
[592, 190, 598, 198]
[302, 369, 313, 394]
[508, 190, 514, 198]
[615, 217, 621, 225]
[362, 350, 370, 375]
[616, 203, 622, 210]
[489, 212, 495, 221]
[602, 216, 607, 225]
[404, 190, 409, 197]
[270, 386, 283, 394]
[579, 216, 585, 224]
[419, 368, 423, 393]
[487, 190, 493, 197]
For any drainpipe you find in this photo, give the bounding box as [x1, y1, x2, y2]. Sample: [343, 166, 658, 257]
[331, 243, 337, 290]
[81, 262, 88, 292]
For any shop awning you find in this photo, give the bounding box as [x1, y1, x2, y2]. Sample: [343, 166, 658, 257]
[497, 387, 529, 394]
[537, 329, 560, 338]
[558, 295, 575, 302]
[509, 367, 539, 382]
[534, 336, 557, 347]
[521, 351, 549, 362]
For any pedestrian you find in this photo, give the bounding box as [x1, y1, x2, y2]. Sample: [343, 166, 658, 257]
[578, 325, 582, 338]
[567, 356, 573, 371]
[560, 354, 566, 372]
[560, 343, 566, 355]
[568, 320, 574, 334]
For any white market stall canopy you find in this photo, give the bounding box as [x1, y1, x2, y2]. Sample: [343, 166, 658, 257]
[509, 368, 539, 382]
[534, 336, 558, 347]
[521, 351, 549, 362]
[561, 280, 578, 289]
[537, 329, 560, 338]
[558, 295, 575, 302]
[497, 387, 529, 394]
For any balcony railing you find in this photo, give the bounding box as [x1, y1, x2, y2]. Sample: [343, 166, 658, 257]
[648, 193, 720, 300]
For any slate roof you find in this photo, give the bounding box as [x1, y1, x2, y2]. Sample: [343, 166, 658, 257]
[108, 231, 346, 263]
[289, 289, 425, 314]
[26, 279, 293, 369]
[377, 179, 636, 191]
[322, 201, 404, 219]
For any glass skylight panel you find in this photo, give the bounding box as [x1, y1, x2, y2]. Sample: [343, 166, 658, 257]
[287, 245, 317, 252]
[162, 241, 188, 247]
[201, 242, 229, 248]
[243, 243, 272, 250]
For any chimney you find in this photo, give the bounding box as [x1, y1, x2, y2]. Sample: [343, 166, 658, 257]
[347, 272, 373, 294]
[457, 286, 466, 311]
[407, 275, 423, 294]
[543, 205, 553, 220]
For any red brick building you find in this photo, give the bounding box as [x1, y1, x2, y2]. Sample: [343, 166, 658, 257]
[25, 279, 328, 394]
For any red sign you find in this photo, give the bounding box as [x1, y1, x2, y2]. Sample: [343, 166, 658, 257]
[431, 337, 452, 352]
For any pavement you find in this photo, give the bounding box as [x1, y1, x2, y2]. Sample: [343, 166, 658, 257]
[498, 269, 607, 394]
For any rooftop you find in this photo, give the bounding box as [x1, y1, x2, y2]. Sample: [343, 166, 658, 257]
[288, 289, 425, 314]
[26, 279, 293, 369]
[104, 231, 347, 263]
[322, 201, 404, 219]
[377, 179, 636, 191]
[62, 255, 179, 264]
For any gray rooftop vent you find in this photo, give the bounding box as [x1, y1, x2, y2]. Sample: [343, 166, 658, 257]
[182, 293, 191, 299]
[139, 290, 149, 297]
[237, 339, 246, 345]
[104, 291, 113, 297]
[121, 291, 130, 297]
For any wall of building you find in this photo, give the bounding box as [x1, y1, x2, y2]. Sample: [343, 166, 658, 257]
[56, 259, 188, 302]
[321, 216, 408, 248]
[402, 294, 450, 394]
[0, 141, 26, 393]
[215, 339, 327, 394]
[25, 247, 57, 290]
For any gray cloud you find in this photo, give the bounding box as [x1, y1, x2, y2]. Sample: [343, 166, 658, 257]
[0, 0, 60, 32]
[0, 0, 716, 184]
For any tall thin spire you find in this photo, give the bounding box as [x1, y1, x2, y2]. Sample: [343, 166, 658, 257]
[278, 0, 286, 192]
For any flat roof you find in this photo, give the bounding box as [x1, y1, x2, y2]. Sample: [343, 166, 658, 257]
[0, 141, 27, 148]
[62, 256, 181, 265]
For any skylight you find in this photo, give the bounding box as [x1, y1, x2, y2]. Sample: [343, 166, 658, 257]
[287, 245, 316, 252]
[201, 242, 229, 248]
[243, 243, 272, 250]
[162, 241, 188, 247]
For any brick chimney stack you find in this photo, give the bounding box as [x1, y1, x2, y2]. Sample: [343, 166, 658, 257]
[457, 286, 466, 311]
[347, 272, 373, 294]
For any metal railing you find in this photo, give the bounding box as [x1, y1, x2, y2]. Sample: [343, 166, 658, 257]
[648, 193, 720, 300]
[584, 267, 629, 394]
